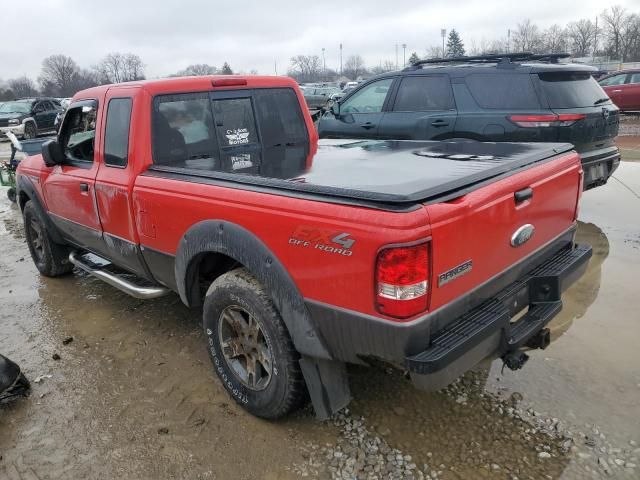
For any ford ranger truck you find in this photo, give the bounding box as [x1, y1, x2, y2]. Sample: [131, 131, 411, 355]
[15, 76, 592, 419]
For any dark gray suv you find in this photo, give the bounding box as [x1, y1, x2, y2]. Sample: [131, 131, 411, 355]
[318, 53, 620, 190]
[0, 98, 62, 139]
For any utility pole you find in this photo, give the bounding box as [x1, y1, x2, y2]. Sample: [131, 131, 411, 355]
[441, 29, 446, 58]
[395, 44, 399, 69]
[274, 59, 277, 75]
[339, 43, 343, 76]
[507, 29, 511, 53]
[322, 47, 326, 81]
[593, 16, 598, 63]
[402, 43, 407, 66]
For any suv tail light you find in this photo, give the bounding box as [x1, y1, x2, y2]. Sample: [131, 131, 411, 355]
[376, 243, 429, 319]
[509, 114, 586, 128]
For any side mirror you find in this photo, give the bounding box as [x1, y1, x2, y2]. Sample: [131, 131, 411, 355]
[42, 139, 64, 167]
[330, 102, 341, 117]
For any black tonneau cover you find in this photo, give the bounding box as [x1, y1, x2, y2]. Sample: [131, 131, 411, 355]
[149, 140, 574, 205]
[303, 140, 573, 203]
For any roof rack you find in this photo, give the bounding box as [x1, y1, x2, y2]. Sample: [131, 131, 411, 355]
[405, 52, 571, 70]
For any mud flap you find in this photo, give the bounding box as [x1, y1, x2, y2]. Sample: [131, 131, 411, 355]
[299, 356, 351, 420]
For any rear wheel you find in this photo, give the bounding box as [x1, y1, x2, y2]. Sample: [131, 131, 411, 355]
[23, 122, 36, 140]
[23, 201, 73, 277]
[203, 268, 306, 418]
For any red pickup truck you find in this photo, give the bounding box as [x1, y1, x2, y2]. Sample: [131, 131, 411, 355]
[16, 76, 592, 419]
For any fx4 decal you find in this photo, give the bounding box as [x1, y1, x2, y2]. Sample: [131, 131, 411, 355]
[288, 226, 355, 257]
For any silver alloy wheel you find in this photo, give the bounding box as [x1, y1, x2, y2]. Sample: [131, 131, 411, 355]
[218, 305, 273, 391]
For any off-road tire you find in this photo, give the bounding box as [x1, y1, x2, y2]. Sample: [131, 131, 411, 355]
[7, 188, 17, 203]
[203, 268, 307, 418]
[23, 201, 73, 277]
[23, 122, 36, 140]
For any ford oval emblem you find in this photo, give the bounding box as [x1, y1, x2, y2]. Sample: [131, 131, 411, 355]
[511, 224, 535, 247]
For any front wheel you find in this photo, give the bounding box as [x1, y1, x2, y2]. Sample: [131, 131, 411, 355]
[23, 201, 73, 277]
[7, 188, 16, 203]
[23, 122, 36, 140]
[203, 268, 307, 418]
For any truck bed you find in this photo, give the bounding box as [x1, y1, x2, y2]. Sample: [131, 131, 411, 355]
[149, 139, 575, 206]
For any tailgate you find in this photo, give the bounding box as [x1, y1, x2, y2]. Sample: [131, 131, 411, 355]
[424, 150, 582, 313]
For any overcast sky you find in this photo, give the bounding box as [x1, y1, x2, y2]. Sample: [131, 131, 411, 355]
[1, 0, 637, 82]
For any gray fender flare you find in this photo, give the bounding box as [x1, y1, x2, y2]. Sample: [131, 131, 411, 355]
[175, 219, 332, 360]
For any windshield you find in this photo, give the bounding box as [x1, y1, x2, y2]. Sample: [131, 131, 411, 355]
[0, 102, 31, 114]
[538, 72, 610, 108]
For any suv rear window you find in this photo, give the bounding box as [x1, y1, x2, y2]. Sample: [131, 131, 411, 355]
[393, 76, 455, 111]
[466, 74, 540, 109]
[538, 72, 609, 108]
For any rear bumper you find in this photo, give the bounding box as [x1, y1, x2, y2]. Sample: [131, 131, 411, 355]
[306, 227, 591, 389]
[407, 244, 591, 390]
[579, 145, 620, 190]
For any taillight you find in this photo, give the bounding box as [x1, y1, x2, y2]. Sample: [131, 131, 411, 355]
[376, 243, 429, 319]
[509, 114, 586, 128]
[574, 168, 584, 221]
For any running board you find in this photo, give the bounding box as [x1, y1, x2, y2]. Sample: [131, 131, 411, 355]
[68, 252, 170, 299]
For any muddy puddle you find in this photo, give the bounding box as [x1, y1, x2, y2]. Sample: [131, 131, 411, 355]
[1, 160, 639, 479]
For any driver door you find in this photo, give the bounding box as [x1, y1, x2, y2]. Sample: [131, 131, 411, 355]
[318, 77, 396, 139]
[42, 99, 105, 253]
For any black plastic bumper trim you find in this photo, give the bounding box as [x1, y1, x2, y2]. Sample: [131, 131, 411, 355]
[405, 244, 592, 375]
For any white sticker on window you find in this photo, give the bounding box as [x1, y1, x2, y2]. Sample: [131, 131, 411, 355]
[231, 154, 253, 170]
[225, 128, 250, 145]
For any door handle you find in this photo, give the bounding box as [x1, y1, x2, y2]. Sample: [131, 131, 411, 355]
[431, 119, 450, 127]
[360, 122, 376, 129]
[79, 183, 89, 192]
[514, 187, 533, 203]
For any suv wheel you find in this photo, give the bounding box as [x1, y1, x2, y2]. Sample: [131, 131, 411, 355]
[23, 201, 73, 277]
[23, 122, 36, 139]
[203, 268, 307, 418]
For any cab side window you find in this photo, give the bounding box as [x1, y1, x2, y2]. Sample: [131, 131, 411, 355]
[341, 78, 394, 114]
[59, 101, 98, 163]
[104, 98, 132, 167]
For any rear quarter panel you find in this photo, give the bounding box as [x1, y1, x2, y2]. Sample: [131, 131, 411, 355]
[133, 177, 431, 317]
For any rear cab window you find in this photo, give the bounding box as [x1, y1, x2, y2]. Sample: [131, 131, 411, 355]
[538, 72, 610, 108]
[465, 74, 541, 109]
[151, 87, 309, 178]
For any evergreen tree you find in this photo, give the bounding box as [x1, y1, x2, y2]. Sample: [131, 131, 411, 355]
[221, 62, 233, 75]
[446, 29, 466, 57]
[408, 52, 420, 65]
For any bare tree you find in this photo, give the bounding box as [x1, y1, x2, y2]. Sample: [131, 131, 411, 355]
[601, 6, 640, 61]
[38, 55, 80, 97]
[174, 64, 218, 76]
[512, 19, 543, 52]
[566, 19, 596, 57]
[94, 53, 145, 84]
[288, 55, 322, 82]
[343, 55, 367, 80]
[542, 24, 568, 53]
[8, 76, 38, 98]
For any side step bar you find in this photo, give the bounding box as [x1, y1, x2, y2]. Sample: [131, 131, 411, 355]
[68, 252, 170, 300]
